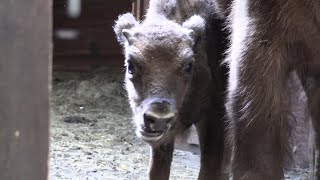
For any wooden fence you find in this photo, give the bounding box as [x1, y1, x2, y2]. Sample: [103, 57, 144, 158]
[0, 0, 51, 179]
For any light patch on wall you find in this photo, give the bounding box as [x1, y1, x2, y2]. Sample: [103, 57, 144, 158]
[55, 29, 80, 40]
[67, 0, 81, 18]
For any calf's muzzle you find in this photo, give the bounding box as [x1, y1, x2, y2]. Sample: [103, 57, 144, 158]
[141, 98, 176, 136]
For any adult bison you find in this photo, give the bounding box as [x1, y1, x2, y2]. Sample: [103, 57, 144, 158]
[113, 0, 228, 179]
[212, 0, 320, 179]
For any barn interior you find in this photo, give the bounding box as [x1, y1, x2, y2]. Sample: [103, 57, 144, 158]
[50, 0, 312, 179]
[1, 0, 311, 179]
[51, 0, 202, 179]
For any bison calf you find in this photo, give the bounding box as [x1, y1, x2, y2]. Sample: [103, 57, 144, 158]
[113, 0, 228, 179]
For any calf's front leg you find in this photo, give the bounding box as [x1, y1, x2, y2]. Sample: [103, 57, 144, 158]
[196, 108, 225, 180]
[148, 141, 174, 180]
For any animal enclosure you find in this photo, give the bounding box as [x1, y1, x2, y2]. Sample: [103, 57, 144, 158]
[0, 0, 316, 179]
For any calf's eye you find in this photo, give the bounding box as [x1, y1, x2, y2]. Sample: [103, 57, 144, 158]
[127, 61, 135, 74]
[185, 62, 193, 73]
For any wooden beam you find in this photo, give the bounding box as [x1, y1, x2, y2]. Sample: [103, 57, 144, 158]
[143, 0, 150, 14]
[0, 0, 51, 179]
[132, 0, 149, 21]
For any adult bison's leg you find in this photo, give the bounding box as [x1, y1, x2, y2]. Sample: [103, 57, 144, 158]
[228, 44, 291, 180]
[301, 76, 320, 179]
[227, 29, 291, 179]
[196, 105, 225, 180]
[148, 142, 174, 180]
[308, 83, 320, 180]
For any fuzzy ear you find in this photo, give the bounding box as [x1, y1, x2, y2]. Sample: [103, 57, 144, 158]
[113, 13, 138, 45]
[121, 29, 134, 45]
[182, 15, 205, 39]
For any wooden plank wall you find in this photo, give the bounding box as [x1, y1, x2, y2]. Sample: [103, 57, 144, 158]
[132, 0, 150, 20]
[0, 0, 51, 179]
[53, 0, 132, 71]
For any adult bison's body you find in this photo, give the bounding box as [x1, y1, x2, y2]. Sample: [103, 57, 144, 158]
[212, 0, 320, 179]
[114, 0, 228, 179]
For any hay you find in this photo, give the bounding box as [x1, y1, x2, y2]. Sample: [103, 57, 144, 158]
[51, 68, 129, 116]
[50, 68, 201, 179]
[49, 67, 307, 179]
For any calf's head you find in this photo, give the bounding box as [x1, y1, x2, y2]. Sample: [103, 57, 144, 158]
[114, 14, 205, 144]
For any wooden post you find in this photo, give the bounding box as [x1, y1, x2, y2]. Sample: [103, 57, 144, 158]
[143, 0, 150, 14]
[132, 0, 149, 21]
[0, 0, 51, 179]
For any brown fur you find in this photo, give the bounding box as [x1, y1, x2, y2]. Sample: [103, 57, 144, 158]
[114, 0, 228, 179]
[212, 0, 320, 179]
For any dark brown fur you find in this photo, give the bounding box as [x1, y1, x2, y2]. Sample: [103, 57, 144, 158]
[114, 0, 228, 179]
[212, 0, 320, 179]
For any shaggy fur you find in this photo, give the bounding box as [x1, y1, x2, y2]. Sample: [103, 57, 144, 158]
[212, 0, 320, 179]
[114, 0, 228, 179]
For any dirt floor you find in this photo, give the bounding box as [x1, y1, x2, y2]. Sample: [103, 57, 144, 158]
[49, 68, 309, 180]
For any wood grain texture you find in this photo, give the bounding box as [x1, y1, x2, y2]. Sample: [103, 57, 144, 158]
[53, 0, 132, 70]
[0, 0, 51, 179]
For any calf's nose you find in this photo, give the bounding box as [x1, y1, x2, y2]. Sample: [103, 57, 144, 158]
[143, 100, 176, 132]
[143, 112, 174, 132]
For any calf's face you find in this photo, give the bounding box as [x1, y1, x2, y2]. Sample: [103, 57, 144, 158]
[114, 14, 205, 144]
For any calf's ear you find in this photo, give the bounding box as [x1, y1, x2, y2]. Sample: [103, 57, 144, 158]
[182, 15, 205, 40]
[113, 13, 138, 46]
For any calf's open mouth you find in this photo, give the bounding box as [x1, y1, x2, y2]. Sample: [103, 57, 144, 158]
[139, 130, 164, 141]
